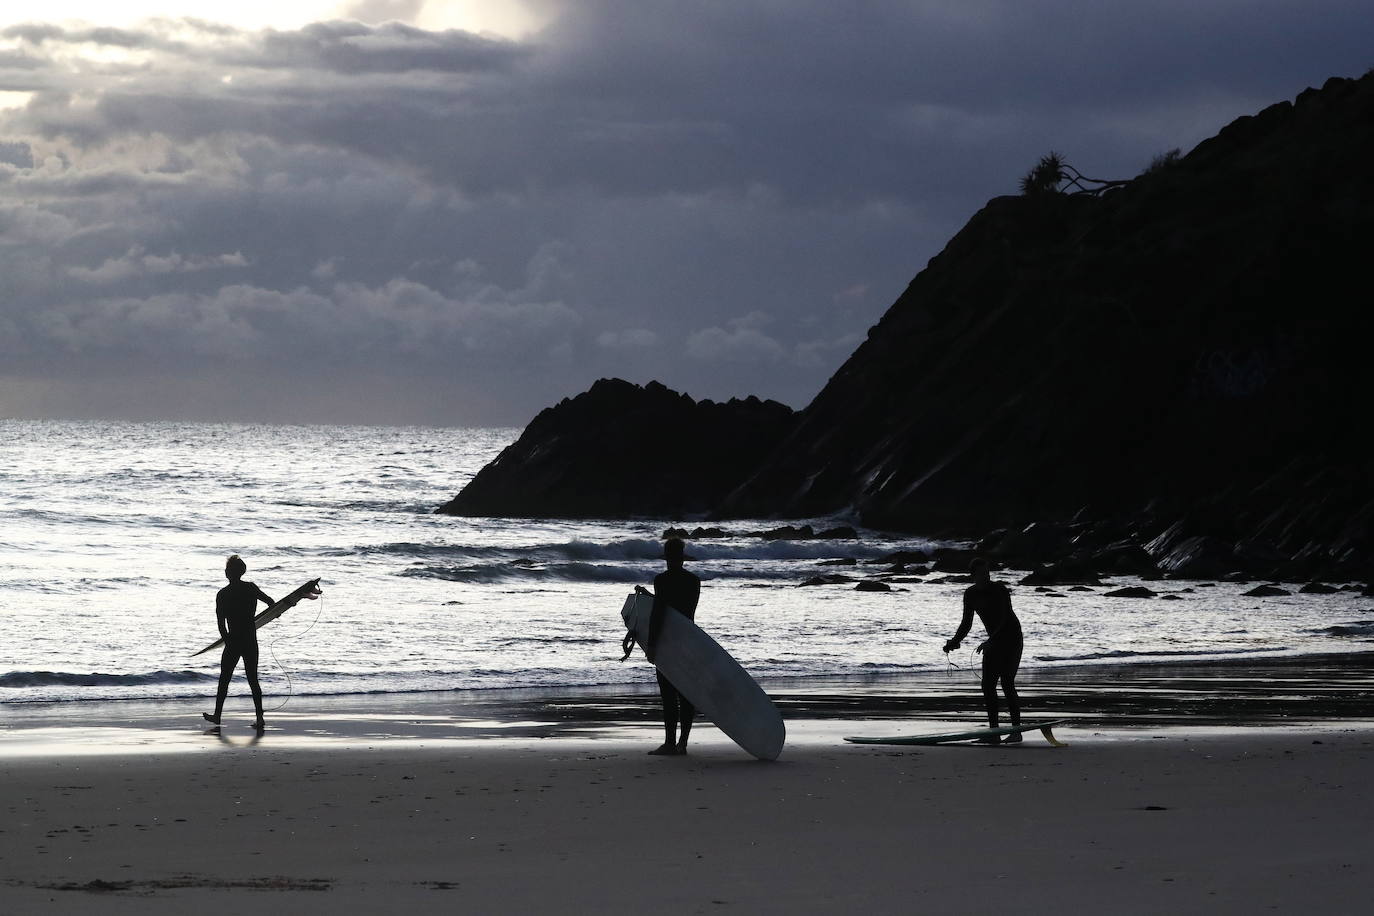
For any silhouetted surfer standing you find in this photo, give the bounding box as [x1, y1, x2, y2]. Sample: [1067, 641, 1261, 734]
[943, 557, 1024, 743]
[631, 538, 701, 755]
[203, 555, 291, 731]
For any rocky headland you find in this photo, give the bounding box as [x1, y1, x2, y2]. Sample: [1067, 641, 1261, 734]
[440, 73, 1374, 584]
[436, 378, 793, 519]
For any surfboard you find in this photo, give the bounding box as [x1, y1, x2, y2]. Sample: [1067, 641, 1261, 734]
[192, 578, 322, 657]
[622, 591, 785, 760]
[845, 719, 1069, 747]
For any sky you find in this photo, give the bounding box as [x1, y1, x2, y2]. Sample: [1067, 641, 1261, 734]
[2, 2, 1370, 426]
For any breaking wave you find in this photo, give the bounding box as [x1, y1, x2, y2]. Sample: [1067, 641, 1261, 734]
[1309, 620, 1374, 638]
[0, 669, 213, 689]
[360, 535, 910, 570]
[1034, 647, 1274, 663]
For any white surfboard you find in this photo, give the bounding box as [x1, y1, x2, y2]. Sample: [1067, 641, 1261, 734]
[192, 578, 322, 657]
[622, 591, 785, 760]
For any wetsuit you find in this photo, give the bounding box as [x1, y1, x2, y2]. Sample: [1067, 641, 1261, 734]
[953, 578, 1024, 730]
[217, 579, 274, 662]
[954, 579, 1023, 675]
[648, 567, 701, 742]
[211, 579, 274, 722]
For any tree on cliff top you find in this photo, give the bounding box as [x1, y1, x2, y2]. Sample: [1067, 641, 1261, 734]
[1020, 151, 1067, 195]
[1021, 151, 1130, 196]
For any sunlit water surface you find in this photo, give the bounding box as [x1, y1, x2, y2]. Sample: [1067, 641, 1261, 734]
[2, 420, 1370, 706]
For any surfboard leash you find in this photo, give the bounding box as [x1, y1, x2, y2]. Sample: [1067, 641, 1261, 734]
[266, 591, 326, 712]
[944, 644, 981, 684]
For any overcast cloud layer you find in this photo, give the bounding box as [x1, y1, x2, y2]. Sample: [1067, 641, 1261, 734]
[2, 2, 1371, 425]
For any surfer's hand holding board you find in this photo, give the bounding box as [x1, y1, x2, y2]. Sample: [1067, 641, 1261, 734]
[625, 584, 662, 662]
[619, 585, 652, 661]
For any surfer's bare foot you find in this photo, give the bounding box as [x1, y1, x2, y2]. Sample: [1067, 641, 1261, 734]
[253, 719, 266, 731]
[202, 713, 220, 725]
[1003, 731, 1023, 744]
[648, 743, 680, 756]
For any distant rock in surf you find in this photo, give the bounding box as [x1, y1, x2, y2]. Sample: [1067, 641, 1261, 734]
[1018, 560, 1102, 587]
[798, 574, 854, 587]
[435, 378, 793, 519]
[1104, 586, 1158, 599]
[854, 580, 891, 592]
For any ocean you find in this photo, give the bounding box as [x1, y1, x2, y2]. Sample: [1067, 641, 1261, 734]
[2, 420, 1370, 707]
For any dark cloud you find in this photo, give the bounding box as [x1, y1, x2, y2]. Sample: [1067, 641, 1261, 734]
[242, 21, 527, 74]
[2, 2, 1371, 424]
[0, 139, 32, 167]
[2, 22, 191, 54]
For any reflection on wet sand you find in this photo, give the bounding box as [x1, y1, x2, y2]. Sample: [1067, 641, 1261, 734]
[2, 651, 1370, 757]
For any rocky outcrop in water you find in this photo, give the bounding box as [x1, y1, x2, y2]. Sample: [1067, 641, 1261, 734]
[713, 73, 1374, 582]
[436, 378, 794, 519]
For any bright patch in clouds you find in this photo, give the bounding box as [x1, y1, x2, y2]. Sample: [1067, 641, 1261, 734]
[0, 2, 543, 37]
[0, 3, 346, 32]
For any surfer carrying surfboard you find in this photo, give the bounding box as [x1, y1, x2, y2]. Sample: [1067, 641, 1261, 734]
[943, 558, 1024, 743]
[202, 555, 306, 730]
[634, 537, 701, 756]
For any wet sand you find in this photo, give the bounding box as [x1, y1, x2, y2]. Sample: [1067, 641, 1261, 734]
[3, 653, 1373, 913]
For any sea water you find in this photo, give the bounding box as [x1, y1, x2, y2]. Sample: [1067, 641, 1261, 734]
[1, 420, 1370, 706]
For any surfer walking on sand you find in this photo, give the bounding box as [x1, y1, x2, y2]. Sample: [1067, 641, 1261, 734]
[203, 555, 297, 731]
[628, 537, 701, 756]
[943, 557, 1024, 743]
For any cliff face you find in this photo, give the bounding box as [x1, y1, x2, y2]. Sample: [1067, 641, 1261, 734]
[436, 378, 794, 519]
[714, 74, 1374, 574]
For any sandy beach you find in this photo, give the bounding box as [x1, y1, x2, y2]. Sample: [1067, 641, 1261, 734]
[3, 656, 1373, 914]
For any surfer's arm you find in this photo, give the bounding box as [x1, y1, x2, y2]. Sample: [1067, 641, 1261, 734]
[682, 578, 701, 618]
[254, 585, 276, 607]
[214, 594, 230, 640]
[944, 599, 975, 653]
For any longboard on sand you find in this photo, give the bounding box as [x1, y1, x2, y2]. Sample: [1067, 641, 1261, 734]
[845, 719, 1069, 747]
[622, 592, 785, 760]
[192, 578, 322, 657]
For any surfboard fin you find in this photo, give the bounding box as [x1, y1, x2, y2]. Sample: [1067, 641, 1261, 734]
[1039, 724, 1067, 747]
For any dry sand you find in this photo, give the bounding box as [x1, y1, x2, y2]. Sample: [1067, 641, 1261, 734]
[3, 662, 1373, 914]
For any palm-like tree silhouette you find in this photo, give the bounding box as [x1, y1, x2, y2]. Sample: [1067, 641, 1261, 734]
[1020, 152, 1129, 197]
[1020, 152, 1067, 195]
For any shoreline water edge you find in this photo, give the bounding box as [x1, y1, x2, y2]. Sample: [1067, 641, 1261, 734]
[4, 651, 1372, 758]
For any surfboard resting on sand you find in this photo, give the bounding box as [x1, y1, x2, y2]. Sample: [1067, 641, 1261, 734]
[845, 719, 1068, 747]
